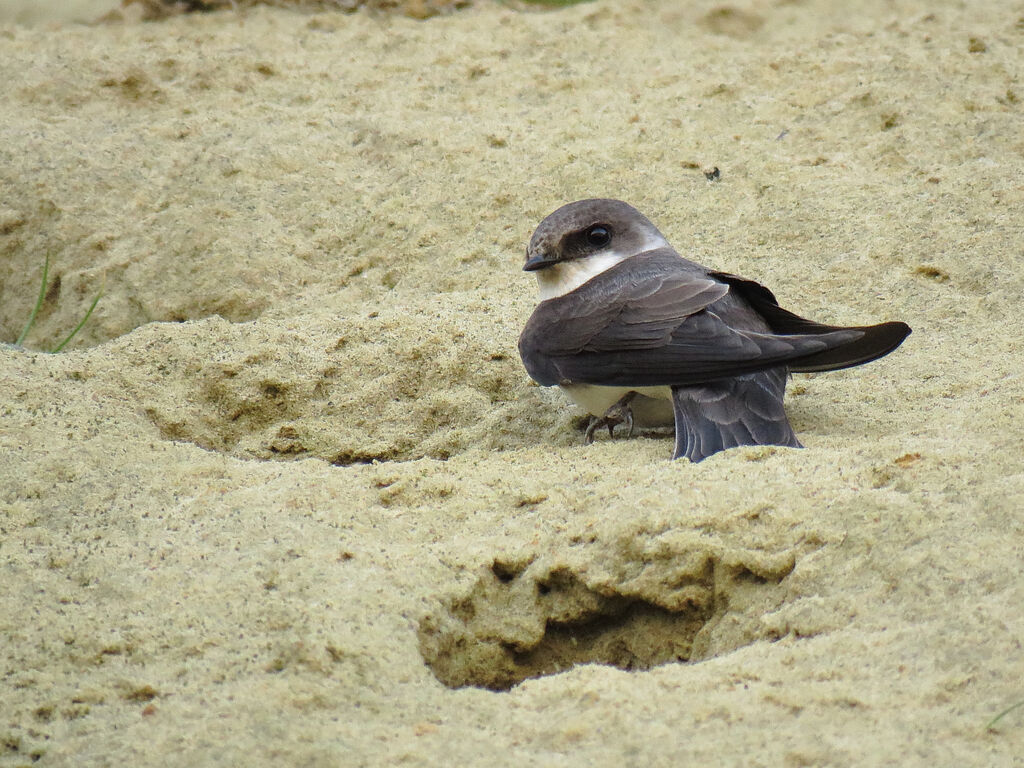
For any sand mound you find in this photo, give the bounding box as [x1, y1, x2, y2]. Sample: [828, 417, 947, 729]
[2, 1, 1022, 764]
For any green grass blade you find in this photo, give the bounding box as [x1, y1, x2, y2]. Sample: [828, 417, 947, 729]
[51, 287, 103, 353]
[15, 253, 49, 346]
[986, 698, 1024, 731]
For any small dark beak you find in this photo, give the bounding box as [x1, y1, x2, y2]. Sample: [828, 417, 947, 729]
[523, 251, 555, 271]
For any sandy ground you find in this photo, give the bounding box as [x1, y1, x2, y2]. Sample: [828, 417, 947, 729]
[2, 0, 1023, 765]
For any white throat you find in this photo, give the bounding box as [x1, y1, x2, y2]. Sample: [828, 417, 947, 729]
[534, 236, 669, 301]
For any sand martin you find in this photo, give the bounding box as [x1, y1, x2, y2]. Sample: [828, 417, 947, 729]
[518, 199, 911, 462]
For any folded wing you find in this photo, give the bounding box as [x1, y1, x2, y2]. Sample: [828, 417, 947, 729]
[710, 271, 911, 372]
[519, 250, 910, 388]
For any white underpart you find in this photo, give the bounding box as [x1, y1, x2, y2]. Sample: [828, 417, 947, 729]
[562, 384, 675, 426]
[534, 235, 670, 301]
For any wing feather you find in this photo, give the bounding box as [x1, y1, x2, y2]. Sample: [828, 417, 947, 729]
[519, 249, 898, 388]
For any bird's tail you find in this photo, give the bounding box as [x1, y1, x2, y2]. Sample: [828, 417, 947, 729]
[671, 368, 801, 462]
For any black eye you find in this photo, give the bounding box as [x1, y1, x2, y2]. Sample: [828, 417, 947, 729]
[586, 226, 611, 248]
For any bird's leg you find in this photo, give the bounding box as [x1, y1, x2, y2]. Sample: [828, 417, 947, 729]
[604, 392, 636, 438]
[584, 392, 637, 444]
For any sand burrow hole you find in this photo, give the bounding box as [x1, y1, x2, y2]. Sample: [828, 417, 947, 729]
[418, 541, 798, 691]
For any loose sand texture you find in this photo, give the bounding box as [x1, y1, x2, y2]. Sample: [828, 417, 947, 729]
[1, 0, 1023, 765]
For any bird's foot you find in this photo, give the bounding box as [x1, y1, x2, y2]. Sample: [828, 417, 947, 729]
[584, 392, 637, 444]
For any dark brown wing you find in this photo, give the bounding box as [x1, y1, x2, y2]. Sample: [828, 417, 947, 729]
[519, 249, 866, 388]
[533, 253, 730, 356]
[711, 272, 911, 372]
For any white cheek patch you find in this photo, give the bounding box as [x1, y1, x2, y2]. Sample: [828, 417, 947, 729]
[534, 235, 669, 301]
[535, 251, 629, 301]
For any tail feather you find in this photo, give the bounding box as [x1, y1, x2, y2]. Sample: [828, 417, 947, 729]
[671, 368, 801, 462]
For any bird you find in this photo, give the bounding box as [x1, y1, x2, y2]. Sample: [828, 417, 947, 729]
[517, 199, 911, 462]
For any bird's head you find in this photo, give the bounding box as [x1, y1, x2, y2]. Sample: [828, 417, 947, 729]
[524, 199, 669, 300]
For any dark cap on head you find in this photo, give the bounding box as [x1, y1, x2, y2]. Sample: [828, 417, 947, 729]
[524, 199, 668, 271]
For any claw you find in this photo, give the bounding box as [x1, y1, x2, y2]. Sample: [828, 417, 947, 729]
[583, 392, 637, 445]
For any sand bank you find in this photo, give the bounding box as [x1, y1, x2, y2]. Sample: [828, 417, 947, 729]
[1, 1, 1022, 764]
